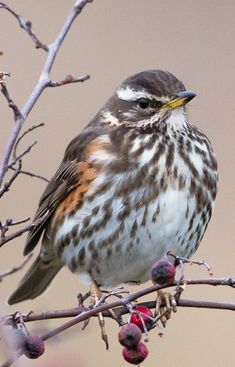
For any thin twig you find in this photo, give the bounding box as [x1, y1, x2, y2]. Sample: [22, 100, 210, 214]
[0, 211, 49, 247]
[0, 71, 10, 84]
[0, 82, 21, 119]
[0, 0, 91, 187]
[8, 217, 31, 226]
[8, 141, 37, 168]
[12, 123, 44, 161]
[9, 167, 49, 183]
[0, 217, 30, 241]
[48, 74, 90, 87]
[0, 160, 22, 198]
[0, 2, 48, 51]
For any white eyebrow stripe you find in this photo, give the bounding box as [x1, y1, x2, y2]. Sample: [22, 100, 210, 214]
[154, 95, 169, 103]
[116, 86, 152, 101]
[116, 86, 170, 103]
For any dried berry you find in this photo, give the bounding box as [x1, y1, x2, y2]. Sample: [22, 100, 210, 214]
[129, 306, 154, 332]
[23, 335, 45, 359]
[122, 342, 148, 365]
[118, 323, 142, 348]
[151, 259, 176, 285]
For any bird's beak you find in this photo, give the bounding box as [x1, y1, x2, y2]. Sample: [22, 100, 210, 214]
[165, 91, 196, 110]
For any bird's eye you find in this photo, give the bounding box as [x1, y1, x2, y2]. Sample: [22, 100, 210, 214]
[137, 98, 150, 109]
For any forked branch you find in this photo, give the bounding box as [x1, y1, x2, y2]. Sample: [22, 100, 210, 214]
[0, 0, 91, 187]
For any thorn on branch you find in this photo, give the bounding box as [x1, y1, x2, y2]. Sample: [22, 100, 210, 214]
[0, 2, 48, 51]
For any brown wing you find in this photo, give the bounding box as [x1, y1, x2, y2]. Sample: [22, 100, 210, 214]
[24, 127, 106, 255]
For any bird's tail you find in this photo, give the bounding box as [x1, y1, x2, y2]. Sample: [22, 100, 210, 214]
[8, 254, 63, 305]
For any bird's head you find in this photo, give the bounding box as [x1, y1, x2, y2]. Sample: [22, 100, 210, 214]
[100, 70, 196, 133]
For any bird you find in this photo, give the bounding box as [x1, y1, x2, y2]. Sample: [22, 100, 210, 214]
[8, 70, 218, 305]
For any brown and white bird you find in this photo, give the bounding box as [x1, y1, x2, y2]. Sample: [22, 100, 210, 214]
[8, 70, 218, 305]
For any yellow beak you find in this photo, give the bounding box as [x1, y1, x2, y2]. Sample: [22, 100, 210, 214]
[165, 91, 196, 110]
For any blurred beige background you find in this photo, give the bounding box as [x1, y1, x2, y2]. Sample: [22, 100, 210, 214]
[0, 1, 234, 366]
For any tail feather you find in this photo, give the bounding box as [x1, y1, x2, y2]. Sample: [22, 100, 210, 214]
[8, 255, 62, 305]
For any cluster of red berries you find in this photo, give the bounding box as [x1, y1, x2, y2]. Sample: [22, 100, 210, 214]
[10, 259, 176, 364]
[118, 306, 153, 365]
[118, 259, 176, 364]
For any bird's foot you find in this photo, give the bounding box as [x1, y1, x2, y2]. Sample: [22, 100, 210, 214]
[80, 284, 129, 347]
[89, 281, 109, 349]
[155, 290, 177, 327]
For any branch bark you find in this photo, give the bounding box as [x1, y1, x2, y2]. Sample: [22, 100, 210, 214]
[1, 277, 234, 367]
[0, 211, 49, 247]
[0, 0, 91, 187]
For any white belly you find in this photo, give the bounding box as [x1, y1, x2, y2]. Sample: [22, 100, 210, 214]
[53, 128, 215, 287]
[55, 182, 204, 287]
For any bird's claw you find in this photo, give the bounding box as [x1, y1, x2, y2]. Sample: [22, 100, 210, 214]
[155, 290, 177, 327]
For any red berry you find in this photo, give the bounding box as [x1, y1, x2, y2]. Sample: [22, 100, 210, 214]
[122, 342, 148, 365]
[129, 306, 154, 332]
[151, 259, 176, 285]
[118, 323, 142, 348]
[23, 335, 45, 359]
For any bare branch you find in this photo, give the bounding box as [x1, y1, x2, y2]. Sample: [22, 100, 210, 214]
[0, 215, 30, 241]
[9, 167, 49, 183]
[48, 74, 90, 87]
[12, 123, 44, 161]
[0, 0, 91, 187]
[8, 141, 37, 168]
[0, 80, 21, 119]
[0, 71, 10, 83]
[0, 254, 33, 281]
[0, 2, 48, 51]
[8, 217, 31, 226]
[0, 160, 22, 198]
[0, 275, 234, 367]
[0, 211, 49, 247]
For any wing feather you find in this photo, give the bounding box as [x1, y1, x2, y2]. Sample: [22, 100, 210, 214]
[24, 127, 106, 255]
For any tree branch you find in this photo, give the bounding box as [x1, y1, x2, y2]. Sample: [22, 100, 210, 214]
[0, 160, 22, 198]
[9, 167, 49, 183]
[0, 276, 234, 367]
[0, 0, 91, 187]
[12, 123, 44, 162]
[0, 80, 21, 119]
[0, 211, 49, 247]
[48, 74, 90, 87]
[0, 2, 48, 51]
